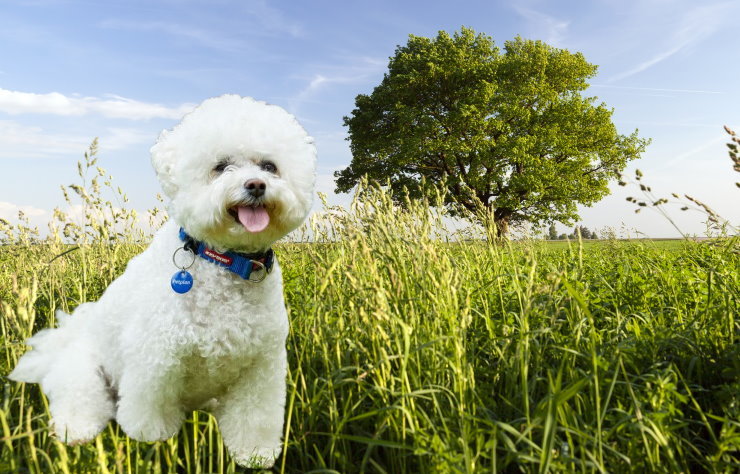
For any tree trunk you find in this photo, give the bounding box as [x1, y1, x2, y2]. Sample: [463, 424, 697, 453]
[483, 207, 511, 242]
[493, 216, 510, 238]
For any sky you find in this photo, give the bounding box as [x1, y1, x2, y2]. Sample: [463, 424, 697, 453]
[1, 0, 738, 238]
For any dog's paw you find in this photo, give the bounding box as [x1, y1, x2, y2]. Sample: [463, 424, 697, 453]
[116, 403, 183, 442]
[49, 417, 104, 446]
[48, 403, 110, 445]
[232, 447, 279, 469]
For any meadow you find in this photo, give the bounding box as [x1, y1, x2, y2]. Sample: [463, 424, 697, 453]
[0, 172, 738, 472]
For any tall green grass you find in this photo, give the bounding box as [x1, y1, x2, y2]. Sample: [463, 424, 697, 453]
[1, 169, 738, 472]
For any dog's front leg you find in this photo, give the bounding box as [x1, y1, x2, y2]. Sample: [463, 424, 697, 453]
[115, 353, 186, 442]
[216, 348, 287, 468]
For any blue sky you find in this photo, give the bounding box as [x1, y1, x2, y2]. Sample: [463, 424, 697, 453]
[1, 0, 738, 237]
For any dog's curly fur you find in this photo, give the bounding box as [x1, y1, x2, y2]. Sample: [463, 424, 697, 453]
[10, 95, 316, 468]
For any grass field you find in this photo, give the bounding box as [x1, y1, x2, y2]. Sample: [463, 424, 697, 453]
[1, 184, 738, 473]
[541, 239, 689, 251]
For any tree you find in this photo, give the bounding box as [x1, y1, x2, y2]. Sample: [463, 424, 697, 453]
[335, 27, 649, 236]
[548, 223, 558, 240]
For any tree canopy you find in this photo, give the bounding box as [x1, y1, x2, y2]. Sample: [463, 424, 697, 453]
[335, 27, 649, 236]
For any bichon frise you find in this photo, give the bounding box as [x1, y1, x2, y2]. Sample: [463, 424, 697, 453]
[10, 95, 316, 468]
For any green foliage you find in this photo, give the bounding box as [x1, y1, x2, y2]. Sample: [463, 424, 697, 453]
[2, 183, 738, 473]
[336, 27, 649, 235]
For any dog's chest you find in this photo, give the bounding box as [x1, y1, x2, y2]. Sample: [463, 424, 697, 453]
[179, 351, 246, 408]
[176, 264, 285, 347]
[168, 266, 287, 408]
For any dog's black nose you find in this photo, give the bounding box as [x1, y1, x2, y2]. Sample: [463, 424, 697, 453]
[244, 179, 266, 198]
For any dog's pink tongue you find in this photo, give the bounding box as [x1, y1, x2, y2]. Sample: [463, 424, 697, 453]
[236, 205, 270, 233]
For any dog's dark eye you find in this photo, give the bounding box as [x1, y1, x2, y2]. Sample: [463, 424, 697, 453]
[213, 160, 231, 174]
[259, 160, 278, 174]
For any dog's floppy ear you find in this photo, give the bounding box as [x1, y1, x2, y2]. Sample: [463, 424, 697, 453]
[150, 130, 179, 198]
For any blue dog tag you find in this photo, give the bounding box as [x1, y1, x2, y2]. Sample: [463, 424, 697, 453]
[171, 270, 193, 294]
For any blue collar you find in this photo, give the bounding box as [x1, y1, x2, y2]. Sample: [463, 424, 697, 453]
[178, 228, 274, 281]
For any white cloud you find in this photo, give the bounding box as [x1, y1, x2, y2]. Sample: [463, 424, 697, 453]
[512, 5, 569, 45]
[0, 201, 47, 220]
[655, 133, 735, 170]
[100, 1, 304, 46]
[293, 74, 331, 105]
[0, 121, 155, 159]
[99, 128, 156, 151]
[288, 56, 387, 115]
[315, 170, 340, 197]
[0, 88, 195, 120]
[0, 120, 90, 158]
[609, 2, 735, 82]
[610, 46, 684, 82]
[242, 0, 304, 38]
[100, 19, 247, 52]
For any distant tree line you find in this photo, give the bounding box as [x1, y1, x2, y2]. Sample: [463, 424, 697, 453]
[547, 223, 597, 240]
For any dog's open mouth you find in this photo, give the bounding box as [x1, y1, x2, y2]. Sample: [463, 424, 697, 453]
[228, 205, 270, 233]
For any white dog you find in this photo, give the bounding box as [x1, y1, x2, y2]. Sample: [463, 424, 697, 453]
[10, 95, 316, 468]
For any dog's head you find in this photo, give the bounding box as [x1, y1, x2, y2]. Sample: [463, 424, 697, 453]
[151, 95, 316, 252]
